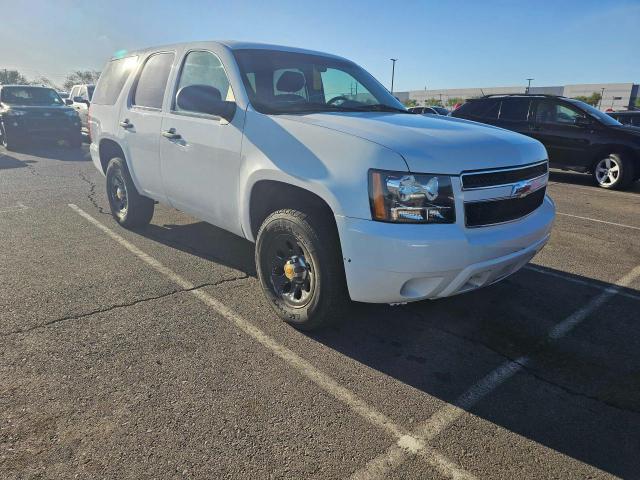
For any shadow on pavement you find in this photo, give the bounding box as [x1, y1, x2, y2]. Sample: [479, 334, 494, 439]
[0, 154, 35, 169]
[132, 218, 640, 477]
[7, 143, 91, 162]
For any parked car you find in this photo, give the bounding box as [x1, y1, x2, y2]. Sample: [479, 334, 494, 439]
[408, 106, 450, 115]
[69, 84, 95, 140]
[451, 94, 640, 189]
[89, 41, 554, 330]
[0, 85, 82, 149]
[607, 110, 640, 127]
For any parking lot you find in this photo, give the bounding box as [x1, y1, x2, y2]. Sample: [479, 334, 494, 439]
[1, 145, 639, 479]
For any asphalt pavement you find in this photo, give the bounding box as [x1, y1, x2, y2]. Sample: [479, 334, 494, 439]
[1, 144, 639, 479]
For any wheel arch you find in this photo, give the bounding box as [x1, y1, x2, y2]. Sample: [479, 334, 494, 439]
[589, 144, 640, 172]
[247, 179, 339, 242]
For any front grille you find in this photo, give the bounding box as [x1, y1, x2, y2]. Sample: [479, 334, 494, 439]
[465, 188, 546, 227]
[461, 162, 548, 189]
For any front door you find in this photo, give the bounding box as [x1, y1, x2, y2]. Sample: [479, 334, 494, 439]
[159, 50, 244, 235]
[529, 99, 593, 169]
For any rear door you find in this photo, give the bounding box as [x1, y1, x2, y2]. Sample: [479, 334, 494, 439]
[530, 99, 594, 169]
[159, 49, 244, 235]
[118, 51, 175, 202]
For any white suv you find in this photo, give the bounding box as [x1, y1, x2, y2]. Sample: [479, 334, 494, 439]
[89, 41, 555, 330]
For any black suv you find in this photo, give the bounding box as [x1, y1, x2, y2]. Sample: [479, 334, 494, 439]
[0, 85, 82, 150]
[452, 94, 640, 190]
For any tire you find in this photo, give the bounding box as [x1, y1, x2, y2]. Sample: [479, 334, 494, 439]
[255, 208, 350, 330]
[105, 157, 154, 228]
[1, 126, 21, 151]
[592, 153, 636, 190]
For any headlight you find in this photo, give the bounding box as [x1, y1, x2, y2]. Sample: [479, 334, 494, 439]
[369, 170, 455, 223]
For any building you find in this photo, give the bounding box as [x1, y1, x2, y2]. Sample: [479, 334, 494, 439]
[396, 83, 639, 111]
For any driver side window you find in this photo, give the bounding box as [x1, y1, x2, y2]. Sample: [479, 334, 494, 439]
[319, 68, 376, 105]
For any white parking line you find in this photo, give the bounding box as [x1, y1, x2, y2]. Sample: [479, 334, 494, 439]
[350, 262, 640, 479]
[68, 204, 474, 480]
[557, 212, 640, 231]
[0, 202, 28, 213]
[524, 265, 640, 302]
[548, 181, 640, 199]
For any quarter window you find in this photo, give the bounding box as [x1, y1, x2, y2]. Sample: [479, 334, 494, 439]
[92, 56, 138, 106]
[174, 50, 233, 112]
[133, 52, 175, 109]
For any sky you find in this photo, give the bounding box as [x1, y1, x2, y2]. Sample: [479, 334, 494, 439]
[1, 0, 639, 91]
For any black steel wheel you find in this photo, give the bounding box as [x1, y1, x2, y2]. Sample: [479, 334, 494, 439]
[256, 208, 349, 330]
[105, 157, 154, 228]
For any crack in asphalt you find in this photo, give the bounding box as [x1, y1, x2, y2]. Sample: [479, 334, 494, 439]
[78, 171, 110, 215]
[401, 304, 640, 416]
[1, 275, 249, 338]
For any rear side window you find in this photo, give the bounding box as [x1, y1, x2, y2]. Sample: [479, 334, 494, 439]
[133, 52, 175, 109]
[92, 56, 138, 105]
[499, 98, 531, 121]
[457, 98, 500, 119]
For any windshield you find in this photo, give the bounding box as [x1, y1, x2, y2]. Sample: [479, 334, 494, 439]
[233, 49, 407, 114]
[1, 87, 64, 106]
[569, 99, 621, 126]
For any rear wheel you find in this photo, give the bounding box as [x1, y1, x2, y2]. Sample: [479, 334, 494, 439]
[255, 208, 349, 330]
[592, 153, 635, 190]
[106, 157, 154, 228]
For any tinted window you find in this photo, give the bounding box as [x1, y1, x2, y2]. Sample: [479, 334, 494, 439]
[92, 56, 138, 105]
[499, 98, 530, 121]
[456, 98, 500, 119]
[0, 87, 63, 106]
[536, 101, 584, 124]
[174, 50, 233, 113]
[133, 53, 174, 109]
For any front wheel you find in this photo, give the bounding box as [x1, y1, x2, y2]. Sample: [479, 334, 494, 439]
[105, 157, 154, 228]
[255, 209, 349, 330]
[1, 126, 21, 151]
[593, 153, 635, 190]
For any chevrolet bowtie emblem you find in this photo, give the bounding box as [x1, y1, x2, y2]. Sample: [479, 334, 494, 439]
[511, 180, 533, 198]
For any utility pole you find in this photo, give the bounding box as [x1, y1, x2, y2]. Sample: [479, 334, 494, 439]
[599, 87, 605, 109]
[390, 58, 398, 95]
[526, 78, 534, 94]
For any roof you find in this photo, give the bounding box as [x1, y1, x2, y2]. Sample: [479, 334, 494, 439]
[479, 93, 568, 99]
[113, 40, 348, 62]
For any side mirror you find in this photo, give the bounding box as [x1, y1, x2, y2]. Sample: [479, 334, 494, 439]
[574, 116, 592, 127]
[176, 84, 236, 121]
[64, 99, 73, 106]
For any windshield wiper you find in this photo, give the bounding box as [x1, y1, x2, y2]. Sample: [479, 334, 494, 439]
[354, 104, 410, 113]
[267, 102, 361, 114]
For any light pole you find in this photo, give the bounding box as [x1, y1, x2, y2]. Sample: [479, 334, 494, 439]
[390, 58, 398, 95]
[526, 78, 534, 94]
[599, 87, 605, 110]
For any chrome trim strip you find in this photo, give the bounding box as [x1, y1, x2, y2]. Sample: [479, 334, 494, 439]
[461, 160, 549, 191]
[463, 174, 548, 203]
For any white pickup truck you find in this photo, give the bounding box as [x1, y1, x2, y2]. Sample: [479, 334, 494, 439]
[89, 41, 555, 330]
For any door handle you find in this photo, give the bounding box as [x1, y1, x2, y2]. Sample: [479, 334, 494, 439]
[161, 128, 181, 140]
[119, 120, 133, 129]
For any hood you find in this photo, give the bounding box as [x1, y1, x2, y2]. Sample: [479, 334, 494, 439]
[609, 124, 640, 136]
[279, 112, 547, 174]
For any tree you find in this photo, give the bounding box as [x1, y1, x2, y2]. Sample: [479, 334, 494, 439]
[30, 76, 60, 90]
[573, 92, 601, 107]
[403, 98, 418, 107]
[423, 97, 442, 106]
[635, 97, 640, 109]
[0, 69, 29, 85]
[63, 70, 100, 91]
[446, 97, 465, 107]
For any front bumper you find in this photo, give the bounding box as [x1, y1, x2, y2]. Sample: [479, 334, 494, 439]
[336, 195, 555, 303]
[2, 119, 80, 141]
